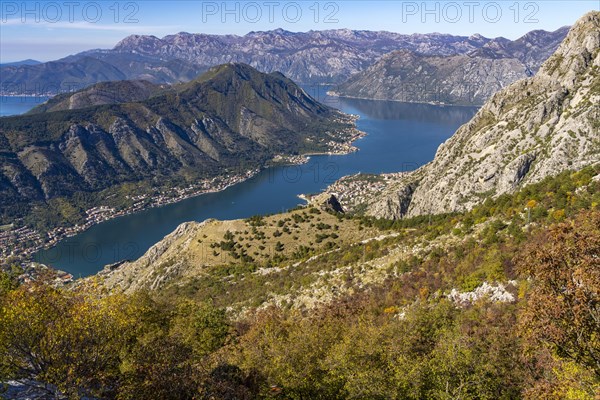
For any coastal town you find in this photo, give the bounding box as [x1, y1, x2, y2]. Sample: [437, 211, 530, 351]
[324, 115, 365, 155]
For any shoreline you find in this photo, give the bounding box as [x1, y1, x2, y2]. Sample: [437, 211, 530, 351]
[8, 169, 262, 263]
[326, 91, 484, 108]
[0, 94, 53, 98]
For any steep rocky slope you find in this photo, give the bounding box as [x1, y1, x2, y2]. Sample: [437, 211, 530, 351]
[338, 12, 599, 219]
[472, 26, 571, 72]
[330, 26, 569, 105]
[0, 64, 355, 220]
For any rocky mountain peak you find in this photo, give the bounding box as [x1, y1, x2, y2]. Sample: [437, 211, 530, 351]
[331, 23, 570, 106]
[114, 34, 163, 52]
[467, 33, 489, 45]
[537, 12, 600, 85]
[322, 194, 345, 214]
[469, 33, 485, 40]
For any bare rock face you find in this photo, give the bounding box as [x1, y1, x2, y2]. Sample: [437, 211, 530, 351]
[1, 27, 568, 94]
[367, 179, 419, 220]
[111, 29, 491, 85]
[368, 12, 600, 218]
[322, 194, 345, 214]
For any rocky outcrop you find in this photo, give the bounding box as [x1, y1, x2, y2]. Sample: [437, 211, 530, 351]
[367, 179, 419, 220]
[447, 281, 517, 306]
[366, 11, 600, 218]
[98, 221, 204, 292]
[321, 194, 345, 214]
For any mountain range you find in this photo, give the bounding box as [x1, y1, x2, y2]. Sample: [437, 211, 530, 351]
[1, 11, 599, 399]
[25, 80, 168, 114]
[1, 27, 568, 97]
[330, 27, 571, 105]
[329, 50, 530, 105]
[0, 59, 41, 68]
[0, 64, 355, 224]
[95, 12, 600, 291]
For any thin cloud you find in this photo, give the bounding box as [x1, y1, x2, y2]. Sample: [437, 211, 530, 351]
[1, 19, 177, 34]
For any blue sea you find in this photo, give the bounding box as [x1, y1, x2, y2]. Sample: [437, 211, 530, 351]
[0, 96, 50, 116]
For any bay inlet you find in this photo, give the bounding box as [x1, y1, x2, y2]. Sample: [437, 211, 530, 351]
[31, 87, 478, 276]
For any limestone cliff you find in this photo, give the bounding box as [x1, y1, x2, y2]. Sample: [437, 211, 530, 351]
[329, 50, 531, 105]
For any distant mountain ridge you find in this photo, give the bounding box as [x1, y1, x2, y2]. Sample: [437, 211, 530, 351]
[0, 59, 41, 67]
[0, 55, 203, 95]
[0, 27, 568, 94]
[330, 26, 570, 105]
[26, 80, 168, 114]
[329, 50, 531, 105]
[110, 28, 489, 85]
[470, 26, 571, 72]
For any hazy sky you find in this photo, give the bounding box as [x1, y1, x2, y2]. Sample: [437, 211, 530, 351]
[1, 0, 599, 62]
